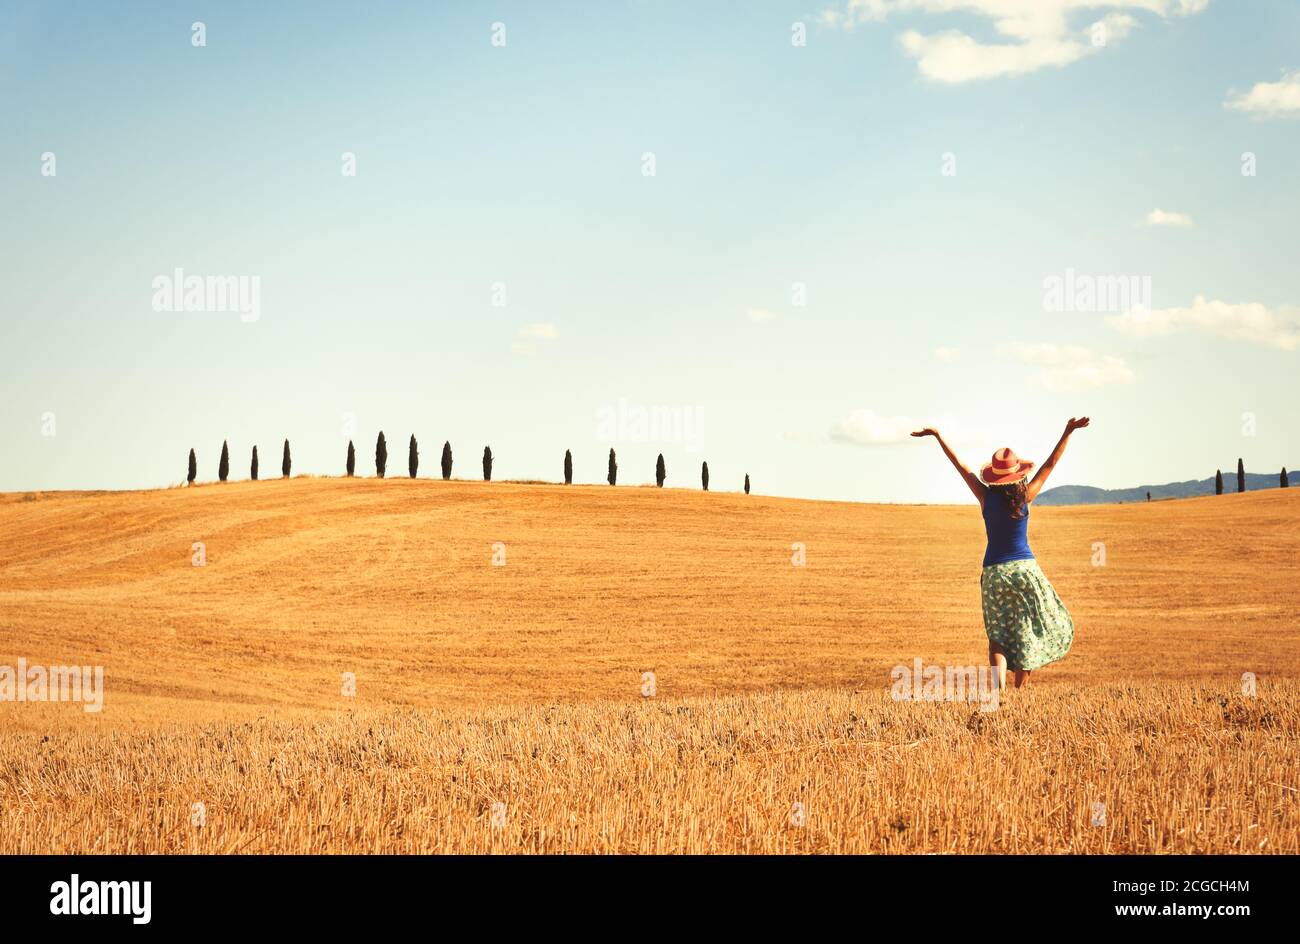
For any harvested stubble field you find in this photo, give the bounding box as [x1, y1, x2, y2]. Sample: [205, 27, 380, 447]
[1, 479, 1297, 853]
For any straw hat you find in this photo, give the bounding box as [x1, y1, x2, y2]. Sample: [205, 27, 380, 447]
[980, 447, 1035, 485]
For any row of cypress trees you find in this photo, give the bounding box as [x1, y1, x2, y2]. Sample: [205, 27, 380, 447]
[369, 434, 460, 480]
[648, 454, 748, 493]
[1213, 459, 1289, 494]
[187, 440, 751, 492]
[190, 440, 289, 483]
[350, 434, 460, 480]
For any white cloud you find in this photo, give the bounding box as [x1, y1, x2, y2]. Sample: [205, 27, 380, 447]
[518, 323, 559, 340]
[1003, 342, 1135, 391]
[934, 345, 962, 362]
[1225, 71, 1300, 118]
[1106, 296, 1300, 350]
[746, 308, 778, 323]
[817, 8, 847, 29]
[897, 27, 1089, 83]
[512, 322, 559, 355]
[828, 408, 992, 446]
[1143, 208, 1193, 227]
[822, 1, 1207, 83]
[829, 408, 922, 446]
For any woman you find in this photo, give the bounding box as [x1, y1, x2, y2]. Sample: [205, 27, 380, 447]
[911, 418, 1089, 690]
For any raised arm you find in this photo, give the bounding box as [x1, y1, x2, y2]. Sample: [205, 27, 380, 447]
[911, 428, 986, 505]
[1026, 417, 1090, 501]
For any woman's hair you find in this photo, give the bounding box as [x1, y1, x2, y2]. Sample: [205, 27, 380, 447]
[990, 479, 1029, 520]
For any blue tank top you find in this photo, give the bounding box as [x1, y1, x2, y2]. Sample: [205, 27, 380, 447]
[982, 493, 1034, 567]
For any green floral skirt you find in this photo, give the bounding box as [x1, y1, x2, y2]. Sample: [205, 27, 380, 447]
[980, 558, 1074, 671]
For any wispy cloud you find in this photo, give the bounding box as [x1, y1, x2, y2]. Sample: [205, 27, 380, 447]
[1003, 342, 1135, 391]
[746, 308, 778, 323]
[828, 408, 991, 446]
[512, 323, 559, 355]
[1225, 70, 1300, 118]
[518, 323, 559, 340]
[1106, 297, 1300, 350]
[934, 345, 961, 362]
[829, 408, 922, 446]
[820, 1, 1206, 83]
[1143, 208, 1193, 227]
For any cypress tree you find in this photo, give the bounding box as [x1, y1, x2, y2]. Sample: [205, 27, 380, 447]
[187, 449, 197, 485]
[281, 440, 291, 478]
[375, 432, 387, 478]
[1237, 458, 1246, 493]
[655, 453, 666, 488]
[441, 441, 453, 480]
[346, 441, 355, 477]
[607, 448, 617, 486]
[564, 449, 573, 485]
[701, 461, 709, 491]
[218, 440, 230, 482]
[251, 445, 259, 481]
[408, 435, 419, 479]
[483, 446, 493, 481]
[1282, 468, 1289, 489]
[1215, 470, 1223, 495]
[744, 473, 750, 495]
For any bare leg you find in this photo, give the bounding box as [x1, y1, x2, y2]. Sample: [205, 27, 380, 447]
[1013, 669, 1031, 689]
[988, 642, 1008, 691]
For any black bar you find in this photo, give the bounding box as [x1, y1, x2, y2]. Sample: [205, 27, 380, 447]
[0, 853, 1285, 930]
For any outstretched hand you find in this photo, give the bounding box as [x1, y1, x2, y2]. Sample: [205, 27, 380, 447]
[911, 428, 939, 439]
[1065, 417, 1091, 433]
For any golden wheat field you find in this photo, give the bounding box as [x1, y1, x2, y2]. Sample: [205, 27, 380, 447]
[1, 479, 1297, 853]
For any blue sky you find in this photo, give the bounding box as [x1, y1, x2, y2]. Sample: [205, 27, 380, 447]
[1, 1, 1297, 502]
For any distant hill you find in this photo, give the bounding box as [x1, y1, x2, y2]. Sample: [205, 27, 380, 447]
[1037, 470, 1294, 506]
